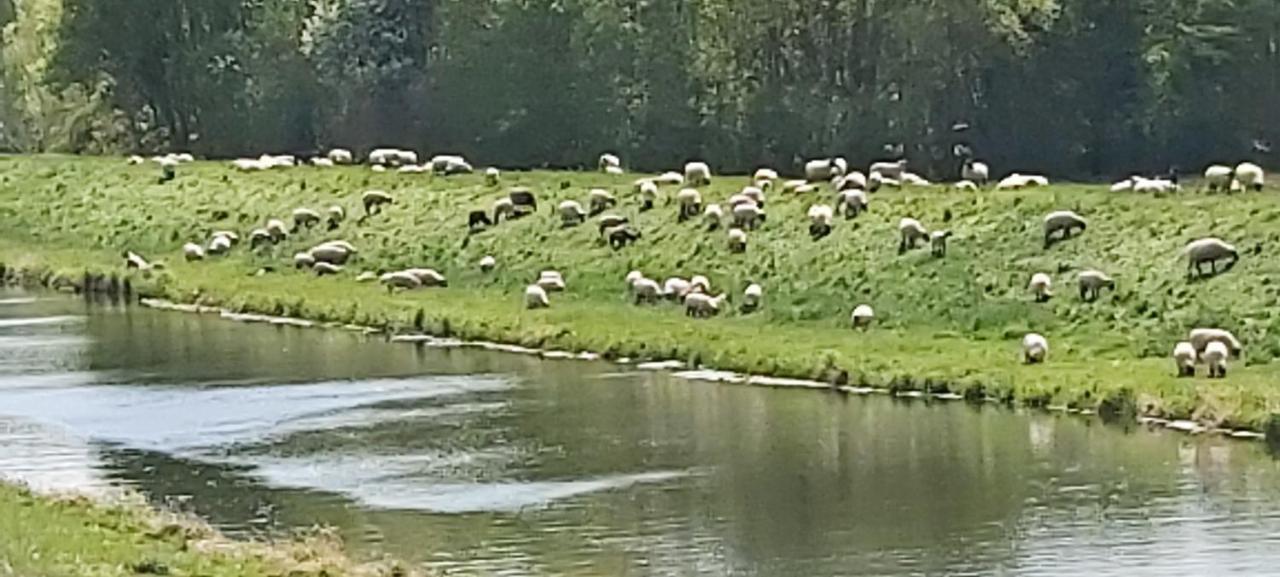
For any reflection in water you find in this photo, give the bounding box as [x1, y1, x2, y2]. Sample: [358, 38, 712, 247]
[1, 288, 1280, 576]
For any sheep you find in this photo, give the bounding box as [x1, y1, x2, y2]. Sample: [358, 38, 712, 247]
[249, 229, 273, 250]
[654, 172, 685, 186]
[689, 275, 711, 294]
[292, 208, 322, 231]
[368, 148, 402, 166]
[1203, 341, 1230, 378]
[1185, 238, 1238, 279]
[127, 155, 145, 165]
[403, 268, 448, 287]
[676, 188, 702, 221]
[870, 159, 907, 180]
[309, 244, 353, 266]
[380, 271, 422, 292]
[211, 231, 239, 246]
[732, 202, 766, 230]
[901, 172, 933, 187]
[492, 198, 516, 223]
[588, 188, 617, 216]
[1236, 162, 1265, 191]
[838, 189, 868, 219]
[467, 210, 493, 232]
[837, 172, 868, 192]
[898, 218, 928, 253]
[183, 243, 206, 261]
[207, 234, 233, 256]
[1110, 178, 1135, 192]
[607, 226, 642, 250]
[631, 277, 662, 305]
[266, 219, 289, 243]
[962, 160, 990, 185]
[328, 148, 354, 165]
[479, 255, 497, 273]
[597, 214, 629, 236]
[808, 204, 834, 240]
[741, 283, 763, 313]
[805, 158, 846, 182]
[558, 200, 587, 227]
[637, 180, 660, 211]
[727, 228, 748, 253]
[625, 270, 645, 287]
[663, 277, 694, 300]
[851, 305, 875, 329]
[509, 187, 538, 212]
[684, 292, 727, 318]
[684, 162, 712, 187]
[930, 230, 952, 257]
[996, 173, 1049, 190]
[313, 262, 344, 277]
[525, 284, 551, 309]
[741, 186, 766, 207]
[1077, 270, 1115, 302]
[318, 239, 357, 254]
[537, 271, 566, 292]
[702, 204, 724, 231]
[1203, 165, 1233, 192]
[1173, 341, 1197, 378]
[1023, 333, 1049, 364]
[1028, 273, 1054, 302]
[485, 167, 501, 186]
[432, 155, 473, 175]
[362, 190, 394, 216]
[310, 158, 335, 168]
[232, 158, 266, 172]
[782, 179, 809, 193]
[1043, 210, 1087, 249]
[598, 153, 621, 173]
[753, 168, 779, 182]
[1132, 176, 1178, 194]
[1189, 328, 1243, 357]
[293, 252, 316, 269]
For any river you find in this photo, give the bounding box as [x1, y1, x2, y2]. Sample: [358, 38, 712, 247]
[1, 288, 1279, 575]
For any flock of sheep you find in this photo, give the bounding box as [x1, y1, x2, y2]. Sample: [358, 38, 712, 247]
[123, 148, 1267, 379]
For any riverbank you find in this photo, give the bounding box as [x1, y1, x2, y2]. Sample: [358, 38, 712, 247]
[1, 155, 1277, 434]
[0, 482, 417, 576]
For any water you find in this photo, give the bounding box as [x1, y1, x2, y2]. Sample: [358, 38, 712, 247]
[1, 288, 1280, 575]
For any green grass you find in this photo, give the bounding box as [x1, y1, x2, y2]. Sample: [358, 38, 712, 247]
[0, 483, 416, 576]
[0, 154, 1278, 429]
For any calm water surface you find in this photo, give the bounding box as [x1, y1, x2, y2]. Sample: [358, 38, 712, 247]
[1, 288, 1279, 575]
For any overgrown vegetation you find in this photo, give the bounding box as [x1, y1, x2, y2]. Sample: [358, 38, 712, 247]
[0, 155, 1277, 429]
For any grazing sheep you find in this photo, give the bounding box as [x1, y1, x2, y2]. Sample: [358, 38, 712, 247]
[313, 262, 343, 277]
[587, 188, 617, 216]
[663, 277, 694, 300]
[851, 305, 875, 329]
[1204, 341, 1230, 378]
[429, 154, 471, 174]
[741, 283, 763, 313]
[538, 271, 566, 292]
[183, 243, 205, 261]
[996, 173, 1048, 190]
[625, 270, 644, 287]
[838, 189, 868, 219]
[249, 229, 273, 250]
[930, 230, 952, 257]
[1132, 176, 1178, 194]
[898, 218, 928, 253]
[1029, 273, 1054, 302]
[754, 168, 779, 182]
[732, 202, 766, 230]
[1077, 270, 1115, 302]
[684, 292, 727, 318]
[1236, 162, 1265, 191]
[1185, 238, 1238, 279]
[808, 204, 835, 240]
[293, 252, 317, 269]
[403, 268, 448, 287]
[292, 208, 322, 231]
[607, 226, 642, 249]
[1173, 341, 1197, 378]
[631, 277, 662, 305]
[266, 219, 289, 243]
[1023, 333, 1049, 364]
[741, 186, 766, 207]
[468, 210, 493, 231]
[122, 251, 161, 271]
[599, 153, 621, 173]
[207, 234, 233, 256]
[309, 244, 353, 266]
[837, 172, 868, 192]
[362, 190, 394, 216]
[1043, 210, 1087, 248]
[311, 157, 335, 168]
[654, 172, 685, 186]
[558, 200, 587, 227]
[326, 206, 345, 230]
[685, 162, 712, 187]
[380, 271, 422, 292]
[637, 180, 659, 211]
[328, 148, 354, 165]
[689, 275, 711, 294]
[1203, 165, 1233, 192]
[695, 204, 722, 231]
[509, 187, 538, 212]
[676, 188, 702, 221]
[479, 255, 497, 273]
[805, 158, 846, 182]
[485, 167, 501, 186]
[1189, 328, 1243, 357]
[727, 228, 748, 253]
[525, 284, 551, 309]
[492, 198, 516, 223]
[870, 159, 907, 180]
[962, 160, 990, 185]
[597, 214, 629, 236]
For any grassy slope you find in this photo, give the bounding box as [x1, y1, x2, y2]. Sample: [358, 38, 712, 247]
[0, 155, 1276, 428]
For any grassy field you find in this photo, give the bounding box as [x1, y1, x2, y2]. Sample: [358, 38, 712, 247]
[0, 483, 415, 576]
[0, 154, 1277, 431]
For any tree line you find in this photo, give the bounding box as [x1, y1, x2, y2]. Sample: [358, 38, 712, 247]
[1, 0, 1276, 179]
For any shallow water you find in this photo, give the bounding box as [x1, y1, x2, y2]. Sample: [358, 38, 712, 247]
[1, 288, 1280, 575]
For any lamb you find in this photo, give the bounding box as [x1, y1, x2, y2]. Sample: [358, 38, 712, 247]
[1185, 238, 1238, 279]
[362, 190, 394, 216]
[183, 243, 205, 261]
[1203, 341, 1230, 378]
[509, 187, 538, 212]
[805, 158, 847, 182]
[485, 167, 501, 186]
[851, 305, 875, 329]
[537, 271, 566, 292]
[898, 218, 928, 253]
[1188, 328, 1243, 357]
[326, 206, 345, 230]
[597, 214, 629, 236]
[930, 230, 952, 257]
[369, 148, 412, 167]
[1077, 270, 1115, 302]
[598, 153, 621, 173]
[728, 228, 748, 253]
[631, 277, 662, 305]
[318, 240, 358, 254]
[327, 148, 354, 165]
[525, 284, 551, 309]
[403, 268, 448, 287]
[838, 189, 868, 219]
[1173, 341, 1197, 378]
[732, 202, 766, 230]
[684, 161, 712, 187]
[293, 252, 317, 269]
[607, 226, 642, 249]
[292, 208, 322, 231]
[808, 204, 834, 240]
[380, 271, 423, 292]
[962, 160, 990, 185]
[1235, 162, 1265, 191]
[684, 292, 727, 318]
[558, 200, 587, 227]
[313, 262, 344, 277]
[676, 188, 702, 221]
[654, 172, 685, 186]
[1029, 273, 1053, 302]
[741, 283, 763, 313]
[870, 159, 907, 180]
[468, 210, 493, 231]
[588, 189, 618, 216]
[703, 204, 724, 231]
[638, 180, 659, 211]
[1023, 333, 1049, 364]
[266, 219, 289, 243]
[1043, 210, 1087, 249]
[479, 255, 497, 273]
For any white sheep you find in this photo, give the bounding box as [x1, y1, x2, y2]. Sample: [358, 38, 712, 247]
[808, 204, 834, 239]
[1029, 273, 1053, 302]
[782, 179, 809, 193]
[930, 230, 952, 257]
[293, 252, 317, 269]
[1173, 341, 1197, 378]
[485, 167, 501, 186]
[538, 270, 566, 292]
[292, 208, 322, 230]
[676, 188, 702, 221]
[312, 262, 344, 276]
[127, 155, 146, 165]
[1185, 238, 1238, 279]
[1110, 178, 1135, 192]
[732, 202, 766, 230]
[638, 180, 660, 210]
[326, 206, 345, 230]
[851, 305, 875, 329]
[249, 229, 273, 250]
[728, 228, 748, 253]
[403, 268, 448, 287]
[1203, 165, 1233, 192]
[690, 275, 711, 294]
[1077, 270, 1115, 301]
[962, 160, 990, 185]
[318, 239, 358, 254]
[183, 243, 205, 261]
[753, 168, 779, 182]
[207, 234, 233, 256]
[266, 219, 289, 243]
[663, 277, 693, 300]
[480, 255, 497, 273]
[525, 285, 551, 309]
[625, 270, 645, 287]
[898, 218, 928, 253]
[1203, 341, 1230, 378]
[368, 148, 399, 166]
[398, 164, 430, 174]
[755, 179, 774, 193]
[381, 271, 423, 292]
[838, 189, 868, 219]
[492, 198, 516, 223]
[1235, 162, 1264, 191]
[1132, 176, 1178, 194]
[704, 203, 724, 230]
[684, 162, 712, 187]
[328, 148, 354, 165]
[684, 292, 727, 318]
[309, 243, 353, 265]
[1023, 333, 1049, 364]
[599, 153, 621, 172]
[996, 173, 1049, 190]
[211, 231, 239, 246]
[805, 158, 846, 182]
[1043, 210, 1087, 248]
[870, 159, 907, 180]
[371, 164, 387, 173]
[362, 190, 394, 215]
[631, 277, 662, 305]
[558, 200, 587, 227]
[1189, 328, 1243, 357]
[654, 172, 685, 186]
[588, 188, 618, 215]
[837, 171, 868, 192]
[742, 186, 766, 206]
[741, 283, 763, 313]
[232, 158, 268, 171]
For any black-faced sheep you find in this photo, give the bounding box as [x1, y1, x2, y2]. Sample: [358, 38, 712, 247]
[930, 230, 952, 257]
[509, 187, 538, 212]
[684, 292, 726, 318]
[362, 190, 394, 216]
[808, 204, 834, 240]
[684, 162, 712, 187]
[1029, 273, 1053, 302]
[1173, 341, 1196, 378]
[588, 189, 617, 216]
[1023, 333, 1049, 364]
[1204, 341, 1230, 378]
[1043, 210, 1086, 249]
[1185, 238, 1238, 279]
[898, 218, 927, 253]
[559, 200, 587, 227]
[608, 226, 642, 250]
[676, 188, 702, 222]
[468, 210, 493, 231]
[525, 284, 550, 309]
[1077, 270, 1115, 302]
